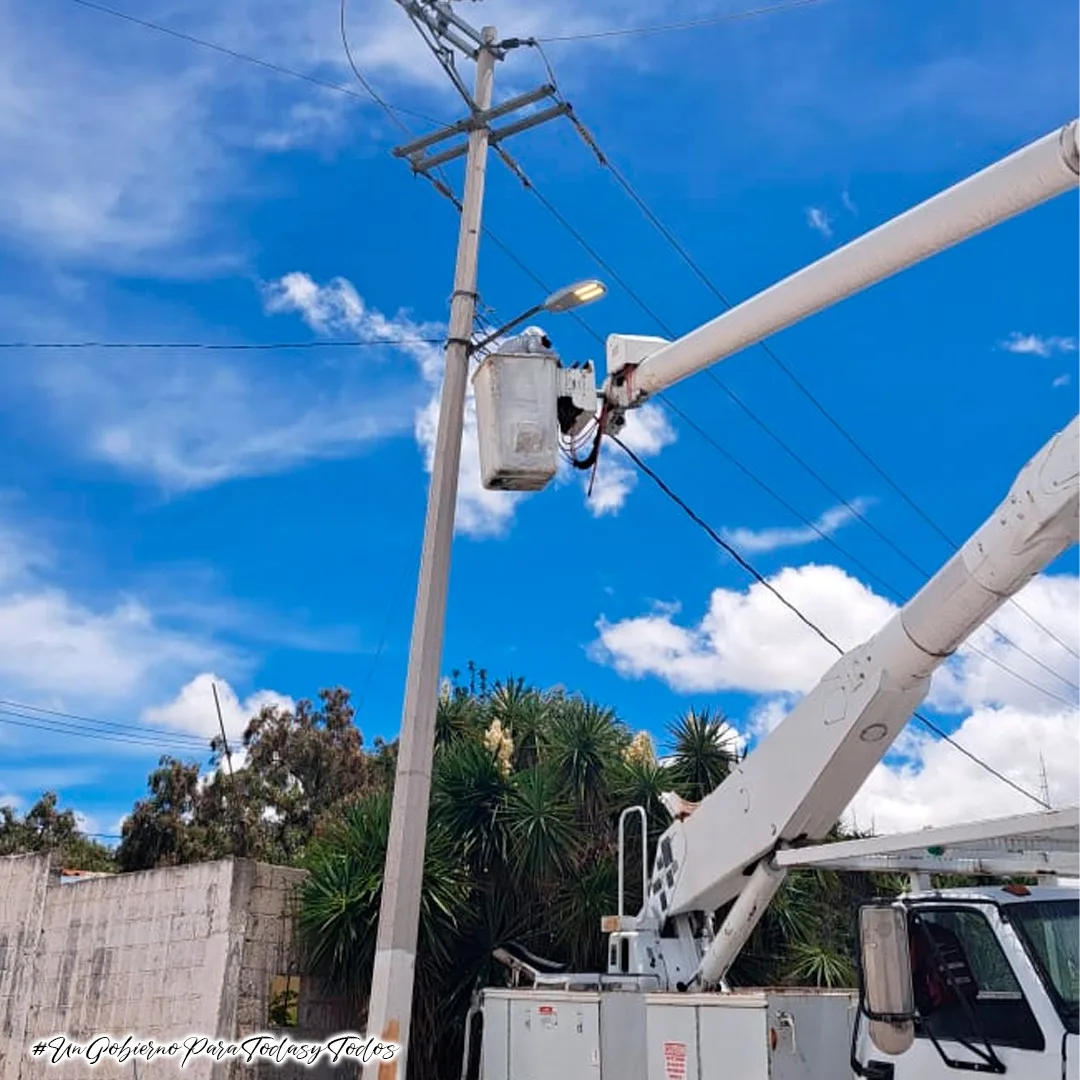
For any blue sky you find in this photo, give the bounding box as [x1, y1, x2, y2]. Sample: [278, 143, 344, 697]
[0, 0, 1077, 842]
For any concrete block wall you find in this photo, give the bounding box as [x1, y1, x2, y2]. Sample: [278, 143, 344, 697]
[226, 864, 355, 1080]
[0, 855, 352, 1080]
[0, 855, 51, 1080]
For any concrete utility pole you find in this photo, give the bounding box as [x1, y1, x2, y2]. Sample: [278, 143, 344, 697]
[362, 25, 498, 1080]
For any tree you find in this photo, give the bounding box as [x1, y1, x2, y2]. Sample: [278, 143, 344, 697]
[0, 792, 115, 872]
[117, 687, 392, 871]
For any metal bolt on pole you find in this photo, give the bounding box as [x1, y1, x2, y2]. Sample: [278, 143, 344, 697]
[362, 25, 498, 1080]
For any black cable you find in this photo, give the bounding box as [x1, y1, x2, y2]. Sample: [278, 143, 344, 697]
[552, 86, 1079, 666]
[517, 59, 1079, 693]
[608, 435, 1051, 811]
[608, 434, 848, 651]
[0, 697, 210, 745]
[0, 709, 211, 753]
[0, 338, 445, 350]
[340, 0, 412, 134]
[535, 0, 830, 43]
[61, 0, 438, 124]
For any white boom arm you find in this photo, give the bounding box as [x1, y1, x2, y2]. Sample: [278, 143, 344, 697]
[644, 415, 1079, 988]
[605, 119, 1078, 409]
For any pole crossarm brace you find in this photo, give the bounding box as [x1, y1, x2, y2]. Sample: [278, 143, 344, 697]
[604, 118, 1080, 413]
[392, 84, 557, 161]
[394, 88, 567, 175]
[414, 103, 570, 172]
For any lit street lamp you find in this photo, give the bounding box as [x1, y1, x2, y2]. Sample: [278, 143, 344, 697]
[469, 278, 607, 355]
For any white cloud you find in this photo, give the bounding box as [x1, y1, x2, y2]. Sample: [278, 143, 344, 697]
[805, 206, 833, 238]
[594, 564, 1078, 707]
[0, 590, 223, 705]
[1053, 374, 1071, 388]
[747, 696, 794, 739]
[0, 0, 623, 270]
[592, 560, 1079, 834]
[929, 574, 1079, 716]
[591, 564, 895, 696]
[1000, 333, 1078, 357]
[847, 704, 1079, 834]
[585, 405, 677, 518]
[841, 189, 857, 215]
[0, 509, 254, 755]
[39, 355, 418, 493]
[722, 498, 872, 554]
[143, 672, 293, 748]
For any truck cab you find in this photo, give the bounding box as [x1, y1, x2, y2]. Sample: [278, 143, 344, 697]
[854, 885, 1079, 1079]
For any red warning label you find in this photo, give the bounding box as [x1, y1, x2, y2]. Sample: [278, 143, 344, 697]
[663, 1040, 687, 1080]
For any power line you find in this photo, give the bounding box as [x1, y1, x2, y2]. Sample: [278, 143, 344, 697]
[508, 63, 1079, 697]
[545, 84, 1079, 666]
[503, 176, 1077, 703]
[60, 0, 438, 124]
[340, 0, 412, 134]
[608, 435, 1051, 812]
[0, 338, 444, 350]
[0, 698, 211, 745]
[535, 0, 831, 43]
[0, 709, 211, 753]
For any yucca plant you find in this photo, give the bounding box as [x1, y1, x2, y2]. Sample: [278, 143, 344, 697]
[667, 707, 740, 801]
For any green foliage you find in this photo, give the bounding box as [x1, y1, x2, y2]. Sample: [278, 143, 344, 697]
[17, 666, 904, 1080]
[296, 679, 870, 1080]
[0, 792, 116, 872]
[666, 707, 741, 800]
[116, 688, 392, 871]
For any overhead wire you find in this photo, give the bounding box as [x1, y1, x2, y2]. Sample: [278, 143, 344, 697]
[339, 0, 413, 135]
[545, 69, 1079, 664]
[62, 0, 439, 124]
[0, 338, 446, 350]
[608, 435, 1052, 812]
[0, 698, 210, 746]
[512, 52, 1078, 701]
[0, 708, 212, 754]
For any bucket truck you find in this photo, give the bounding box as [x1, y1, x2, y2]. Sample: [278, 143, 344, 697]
[467, 120, 1080, 1080]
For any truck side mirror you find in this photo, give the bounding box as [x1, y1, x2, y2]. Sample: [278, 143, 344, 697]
[858, 905, 916, 1056]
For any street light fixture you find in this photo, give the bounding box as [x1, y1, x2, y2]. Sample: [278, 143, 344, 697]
[469, 278, 606, 355]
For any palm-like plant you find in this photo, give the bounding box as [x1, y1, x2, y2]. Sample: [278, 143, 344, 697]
[298, 793, 470, 1001]
[545, 697, 628, 819]
[504, 765, 578, 881]
[295, 674, 902, 1078]
[667, 707, 740, 801]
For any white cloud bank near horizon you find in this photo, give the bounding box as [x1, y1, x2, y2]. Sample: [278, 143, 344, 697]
[592, 563, 1079, 834]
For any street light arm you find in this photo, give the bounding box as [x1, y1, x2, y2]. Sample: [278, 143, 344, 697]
[468, 303, 545, 355]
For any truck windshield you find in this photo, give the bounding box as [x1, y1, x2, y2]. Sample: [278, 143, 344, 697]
[1007, 900, 1079, 1034]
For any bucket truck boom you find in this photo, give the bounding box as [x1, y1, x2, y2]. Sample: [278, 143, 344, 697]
[609, 414, 1078, 993]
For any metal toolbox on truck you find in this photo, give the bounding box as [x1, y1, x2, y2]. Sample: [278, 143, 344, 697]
[479, 987, 859, 1080]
